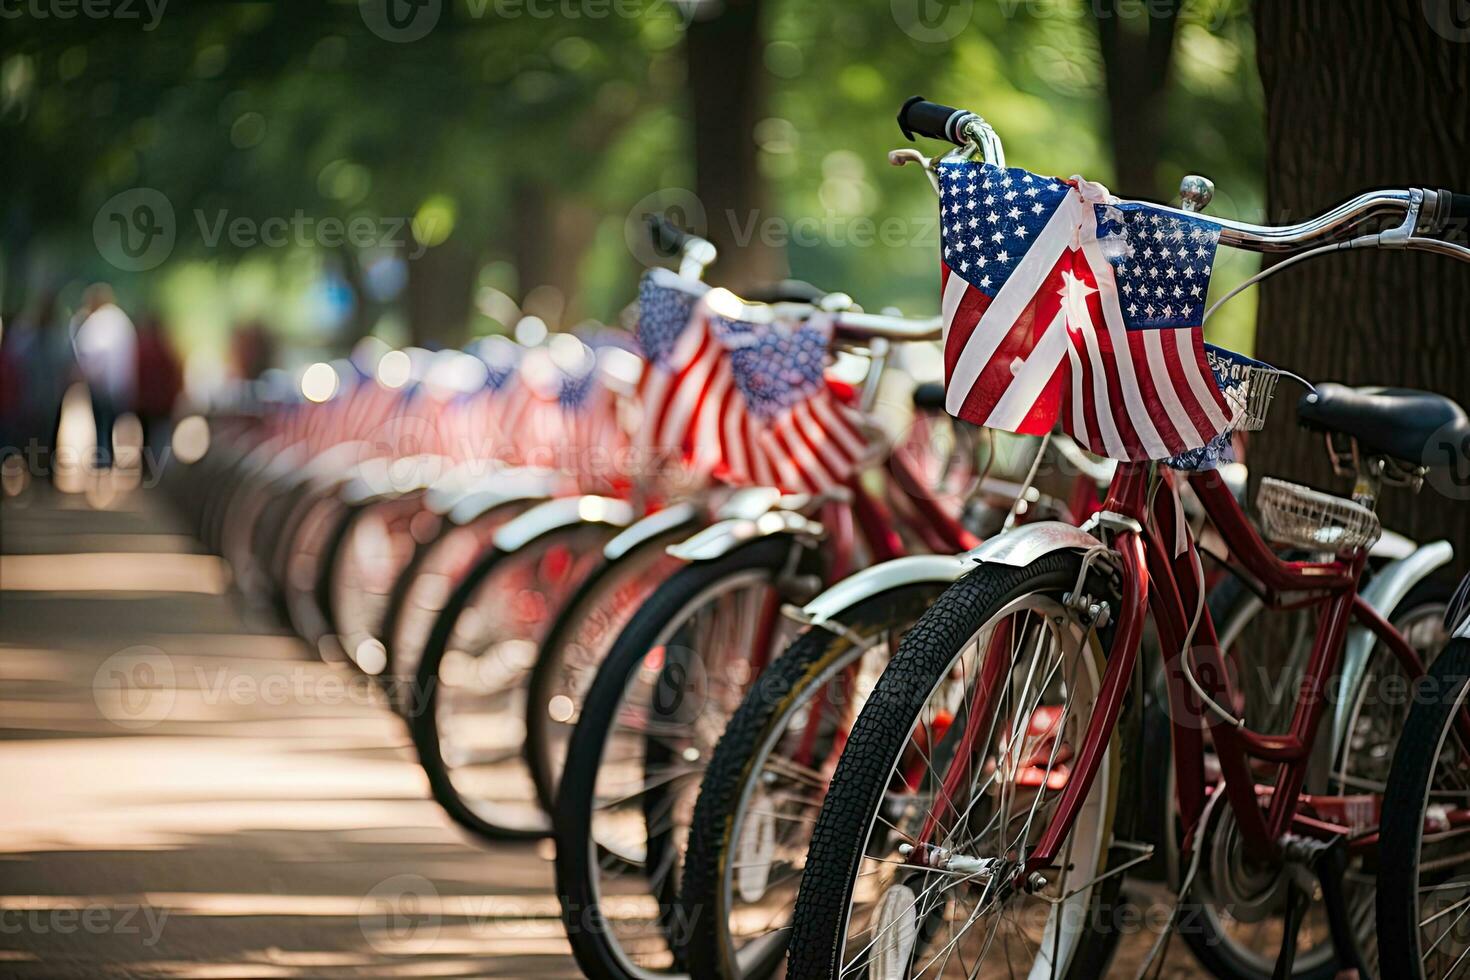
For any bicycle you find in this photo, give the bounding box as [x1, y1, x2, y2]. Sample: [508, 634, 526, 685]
[785, 96, 1470, 980]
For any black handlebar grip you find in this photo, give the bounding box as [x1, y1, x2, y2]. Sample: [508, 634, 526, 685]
[898, 96, 970, 144]
[1451, 193, 1470, 221]
[911, 381, 946, 412]
[645, 212, 690, 257]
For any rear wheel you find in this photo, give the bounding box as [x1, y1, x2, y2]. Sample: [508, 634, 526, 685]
[1178, 578, 1450, 980]
[1377, 637, 1470, 980]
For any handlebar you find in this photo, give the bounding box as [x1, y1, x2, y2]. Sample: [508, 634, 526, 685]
[644, 212, 717, 279]
[895, 96, 1470, 260]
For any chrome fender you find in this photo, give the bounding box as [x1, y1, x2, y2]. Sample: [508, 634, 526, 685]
[667, 511, 824, 563]
[1330, 538, 1454, 754]
[962, 521, 1107, 569]
[604, 502, 703, 561]
[490, 495, 636, 554]
[340, 454, 454, 505]
[441, 468, 560, 524]
[799, 554, 973, 626]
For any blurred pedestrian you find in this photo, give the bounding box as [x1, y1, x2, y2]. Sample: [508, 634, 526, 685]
[3, 291, 70, 476]
[134, 313, 183, 477]
[69, 284, 136, 468]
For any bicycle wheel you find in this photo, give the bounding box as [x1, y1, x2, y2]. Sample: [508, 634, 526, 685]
[407, 518, 617, 839]
[1376, 637, 1470, 980]
[788, 552, 1139, 980]
[524, 530, 688, 817]
[327, 491, 433, 674]
[1179, 578, 1449, 980]
[377, 501, 528, 711]
[680, 580, 947, 979]
[554, 534, 815, 980]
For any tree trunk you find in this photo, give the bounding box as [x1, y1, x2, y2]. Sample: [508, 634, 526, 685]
[510, 180, 599, 328]
[1252, 0, 1470, 549]
[685, 0, 785, 291]
[1094, 0, 1182, 196]
[404, 237, 477, 348]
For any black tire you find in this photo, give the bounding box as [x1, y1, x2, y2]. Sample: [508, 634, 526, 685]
[680, 581, 946, 980]
[524, 528, 691, 817]
[554, 534, 811, 980]
[407, 519, 618, 841]
[788, 552, 1139, 980]
[1377, 636, 1470, 980]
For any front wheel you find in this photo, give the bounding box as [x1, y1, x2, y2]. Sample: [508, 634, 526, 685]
[407, 519, 617, 840]
[788, 552, 1139, 979]
[1377, 637, 1470, 980]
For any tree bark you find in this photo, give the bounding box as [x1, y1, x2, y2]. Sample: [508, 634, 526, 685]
[1094, 0, 1182, 196]
[404, 237, 478, 348]
[1252, 0, 1470, 549]
[684, 0, 786, 291]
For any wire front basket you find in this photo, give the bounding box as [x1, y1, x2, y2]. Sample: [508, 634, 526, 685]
[1256, 477, 1382, 553]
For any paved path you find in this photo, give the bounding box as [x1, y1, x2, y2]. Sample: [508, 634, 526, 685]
[0, 487, 579, 979]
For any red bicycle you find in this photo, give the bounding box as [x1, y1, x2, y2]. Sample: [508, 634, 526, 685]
[788, 98, 1470, 979]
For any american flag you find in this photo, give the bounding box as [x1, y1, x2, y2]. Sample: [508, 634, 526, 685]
[711, 310, 868, 494]
[633, 269, 719, 476]
[938, 160, 1231, 461]
[635, 268, 870, 494]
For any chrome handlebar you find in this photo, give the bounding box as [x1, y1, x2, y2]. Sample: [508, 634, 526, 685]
[894, 101, 1470, 261]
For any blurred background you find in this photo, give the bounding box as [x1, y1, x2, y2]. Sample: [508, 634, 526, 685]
[3, 3, 1470, 978]
[0, 0, 1266, 397]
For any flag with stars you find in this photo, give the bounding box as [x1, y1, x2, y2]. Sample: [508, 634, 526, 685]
[708, 309, 868, 494]
[939, 160, 1230, 461]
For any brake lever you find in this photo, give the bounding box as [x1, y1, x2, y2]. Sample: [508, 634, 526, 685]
[888, 148, 942, 196]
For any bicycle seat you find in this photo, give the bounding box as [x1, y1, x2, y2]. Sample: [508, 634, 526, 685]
[743, 279, 826, 304]
[1296, 383, 1470, 468]
[912, 381, 945, 411]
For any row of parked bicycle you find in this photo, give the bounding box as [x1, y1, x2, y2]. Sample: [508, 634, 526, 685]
[164, 99, 1470, 979]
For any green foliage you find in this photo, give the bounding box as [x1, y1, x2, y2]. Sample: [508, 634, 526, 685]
[1, 0, 1266, 358]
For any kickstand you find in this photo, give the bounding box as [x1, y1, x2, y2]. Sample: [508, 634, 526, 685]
[1271, 835, 1367, 980]
[1271, 880, 1308, 980]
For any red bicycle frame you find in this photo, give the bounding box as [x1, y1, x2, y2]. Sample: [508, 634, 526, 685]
[1022, 462, 1427, 875]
